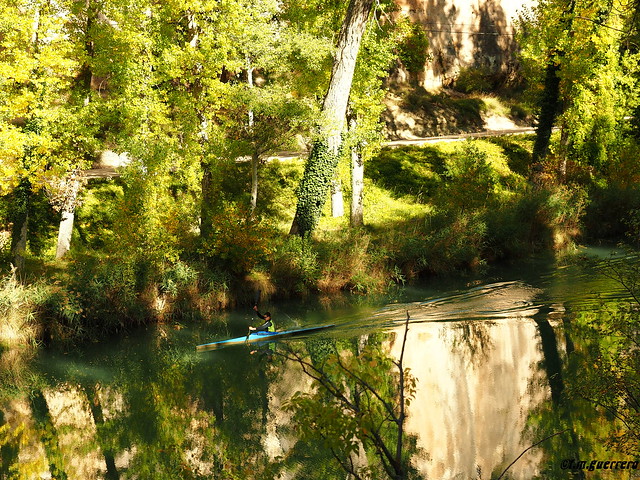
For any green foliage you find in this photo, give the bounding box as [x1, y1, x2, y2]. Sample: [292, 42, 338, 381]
[271, 236, 321, 295]
[366, 146, 445, 200]
[292, 140, 340, 236]
[454, 67, 495, 94]
[200, 203, 274, 275]
[440, 142, 500, 212]
[396, 20, 429, 74]
[518, 0, 640, 168]
[570, 257, 640, 455]
[74, 182, 124, 250]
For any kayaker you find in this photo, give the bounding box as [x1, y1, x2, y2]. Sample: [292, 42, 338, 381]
[250, 305, 275, 333]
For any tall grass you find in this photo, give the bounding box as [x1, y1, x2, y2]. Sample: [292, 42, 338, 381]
[0, 272, 45, 398]
[0, 272, 43, 350]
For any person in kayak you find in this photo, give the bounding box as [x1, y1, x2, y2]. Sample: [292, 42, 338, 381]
[250, 305, 275, 334]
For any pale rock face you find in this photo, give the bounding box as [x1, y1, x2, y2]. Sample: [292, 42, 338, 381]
[93, 150, 130, 169]
[392, 0, 536, 89]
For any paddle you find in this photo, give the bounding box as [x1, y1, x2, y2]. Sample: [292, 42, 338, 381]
[246, 290, 262, 342]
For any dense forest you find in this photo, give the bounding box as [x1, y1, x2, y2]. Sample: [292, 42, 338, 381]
[1, 0, 640, 346]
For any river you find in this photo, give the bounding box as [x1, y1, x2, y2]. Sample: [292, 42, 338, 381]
[1, 246, 638, 479]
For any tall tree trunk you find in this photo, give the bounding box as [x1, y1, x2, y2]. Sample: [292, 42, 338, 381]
[349, 119, 364, 227]
[55, 210, 75, 259]
[55, 177, 81, 259]
[531, 59, 562, 166]
[289, 0, 374, 235]
[331, 179, 344, 217]
[10, 180, 30, 272]
[247, 56, 260, 216]
[251, 152, 259, 216]
[200, 165, 215, 241]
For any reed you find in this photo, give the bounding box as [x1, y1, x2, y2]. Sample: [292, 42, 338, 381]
[0, 270, 43, 350]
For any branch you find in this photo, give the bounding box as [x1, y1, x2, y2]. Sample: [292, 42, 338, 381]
[335, 353, 398, 422]
[497, 429, 569, 480]
[277, 348, 359, 413]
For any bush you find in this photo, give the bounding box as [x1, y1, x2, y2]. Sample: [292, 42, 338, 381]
[43, 255, 151, 341]
[270, 236, 320, 295]
[315, 229, 389, 293]
[0, 272, 44, 349]
[454, 67, 495, 94]
[200, 203, 275, 275]
[439, 142, 499, 212]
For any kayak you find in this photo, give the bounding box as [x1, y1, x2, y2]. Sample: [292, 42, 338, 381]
[196, 324, 336, 352]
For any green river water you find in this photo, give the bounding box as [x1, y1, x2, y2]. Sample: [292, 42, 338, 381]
[1, 246, 639, 479]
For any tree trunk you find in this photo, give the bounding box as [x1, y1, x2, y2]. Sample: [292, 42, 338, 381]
[10, 180, 30, 272]
[251, 151, 259, 215]
[531, 59, 562, 166]
[247, 56, 259, 216]
[289, 0, 374, 235]
[55, 210, 75, 259]
[350, 119, 364, 227]
[331, 179, 344, 217]
[55, 177, 81, 259]
[531, 0, 576, 181]
[200, 165, 215, 241]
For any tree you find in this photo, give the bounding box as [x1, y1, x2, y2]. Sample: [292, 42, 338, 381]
[282, 313, 418, 479]
[346, 12, 405, 226]
[289, 0, 375, 236]
[0, 0, 85, 269]
[519, 0, 640, 178]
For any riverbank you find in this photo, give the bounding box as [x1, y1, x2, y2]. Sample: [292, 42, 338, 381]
[2, 133, 640, 347]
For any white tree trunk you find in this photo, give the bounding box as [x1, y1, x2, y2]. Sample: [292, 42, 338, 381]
[350, 146, 364, 226]
[331, 180, 344, 217]
[54, 177, 81, 259]
[55, 210, 75, 259]
[247, 55, 259, 215]
[250, 152, 259, 215]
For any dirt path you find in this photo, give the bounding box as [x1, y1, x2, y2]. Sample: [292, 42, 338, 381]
[83, 126, 537, 178]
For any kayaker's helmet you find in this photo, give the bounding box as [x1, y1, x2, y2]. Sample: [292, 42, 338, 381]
[264, 312, 271, 319]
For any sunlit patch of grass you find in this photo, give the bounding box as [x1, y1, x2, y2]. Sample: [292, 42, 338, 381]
[363, 182, 430, 228]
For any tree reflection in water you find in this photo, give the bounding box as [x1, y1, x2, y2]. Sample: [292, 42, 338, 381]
[2, 257, 640, 478]
[278, 314, 422, 480]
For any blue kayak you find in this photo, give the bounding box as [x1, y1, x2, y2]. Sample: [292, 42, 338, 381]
[196, 324, 335, 352]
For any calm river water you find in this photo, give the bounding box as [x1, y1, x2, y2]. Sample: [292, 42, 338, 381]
[1, 246, 638, 479]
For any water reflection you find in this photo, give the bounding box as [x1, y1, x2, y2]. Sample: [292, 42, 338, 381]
[1, 253, 637, 478]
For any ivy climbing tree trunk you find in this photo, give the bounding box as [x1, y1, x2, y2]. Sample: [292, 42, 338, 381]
[289, 0, 374, 235]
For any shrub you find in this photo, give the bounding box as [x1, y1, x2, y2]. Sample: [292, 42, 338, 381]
[397, 21, 430, 74]
[0, 272, 44, 349]
[200, 202, 275, 275]
[439, 142, 499, 212]
[454, 67, 495, 94]
[270, 236, 320, 295]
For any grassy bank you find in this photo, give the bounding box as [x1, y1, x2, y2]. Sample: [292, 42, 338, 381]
[2, 134, 639, 345]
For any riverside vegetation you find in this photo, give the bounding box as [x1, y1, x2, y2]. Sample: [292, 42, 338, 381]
[3, 131, 640, 347]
